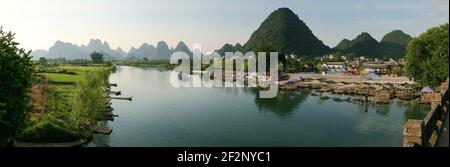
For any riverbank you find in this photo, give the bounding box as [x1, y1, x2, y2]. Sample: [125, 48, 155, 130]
[16, 64, 114, 144]
[114, 60, 177, 70]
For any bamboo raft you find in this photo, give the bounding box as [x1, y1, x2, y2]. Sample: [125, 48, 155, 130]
[93, 127, 113, 134]
[105, 111, 118, 117]
[105, 107, 114, 112]
[97, 116, 114, 121]
[110, 96, 133, 101]
[108, 91, 122, 96]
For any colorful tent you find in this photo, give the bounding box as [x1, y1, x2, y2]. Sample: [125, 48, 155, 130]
[421, 86, 433, 93]
[367, 73, 379, 79]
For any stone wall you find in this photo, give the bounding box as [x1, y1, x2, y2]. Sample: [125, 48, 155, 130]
[420, 93, 442, 104]
[403, 89, 448, 147]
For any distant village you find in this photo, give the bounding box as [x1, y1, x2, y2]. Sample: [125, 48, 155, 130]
[283, 53, 408, 82]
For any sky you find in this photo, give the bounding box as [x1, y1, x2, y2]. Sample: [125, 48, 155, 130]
[0, 0, 448, 52]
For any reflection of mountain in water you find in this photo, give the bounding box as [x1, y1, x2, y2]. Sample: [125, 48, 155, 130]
[253, 89, 312, 118]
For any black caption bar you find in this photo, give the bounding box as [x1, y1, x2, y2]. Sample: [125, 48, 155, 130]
[0, 147, 448, 166]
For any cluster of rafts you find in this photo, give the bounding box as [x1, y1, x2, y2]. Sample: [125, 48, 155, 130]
[93, 83, 132, 135]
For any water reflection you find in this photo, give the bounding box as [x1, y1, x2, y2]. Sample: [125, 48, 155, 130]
[253, 89, 311, 119]
[89, 134, 111, 147]
[375, 104, 390, 116]
[401, 100, 430, 121]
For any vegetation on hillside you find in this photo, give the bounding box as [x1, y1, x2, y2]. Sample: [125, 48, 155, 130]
[242, 8, 330, 57]
[334, 30, 413, 59]
[379, 30, 413, 59]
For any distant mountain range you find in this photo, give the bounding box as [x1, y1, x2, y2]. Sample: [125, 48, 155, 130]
[39, 39, 127, 60]
[32, 8, 413, 60]
[334, 30, 412, 59]
[32, 39, 193, 61]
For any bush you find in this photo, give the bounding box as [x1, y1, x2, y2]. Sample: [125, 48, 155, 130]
[17, 113, 88, 143]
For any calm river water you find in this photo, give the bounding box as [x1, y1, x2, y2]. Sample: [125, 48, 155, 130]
[87, 66, 429, 147]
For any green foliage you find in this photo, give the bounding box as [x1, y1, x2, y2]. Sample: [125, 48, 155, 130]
[285, 57, 301, 72]
[278, 62, 284, 71]
[72, 70, 109, 127]
[39, 57, 47, 66]
[0, 28, 35, 146]
[405, 23, 449, 87]
[17, 113, 88, 143]
[252, 44, 285, 71]
[242, 8, 330, 57]
[20, 65, 112, 143]
[90, 51, 104, 64]
[42, 73, 84, 84]
[315, 63, 324, 72]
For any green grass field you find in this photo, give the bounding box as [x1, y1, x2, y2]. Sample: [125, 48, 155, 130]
[37, 65, 112, 111]
[41, 73, 84, 84]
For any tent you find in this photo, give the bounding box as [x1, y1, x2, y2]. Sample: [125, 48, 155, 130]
[366, 73, 379, 79]
[421, 86, 433, 93]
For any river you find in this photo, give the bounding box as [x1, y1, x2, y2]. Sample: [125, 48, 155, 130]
[87, 66, 429, 147]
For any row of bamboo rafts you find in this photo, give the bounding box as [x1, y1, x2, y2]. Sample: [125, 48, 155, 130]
[97, 83, 121, 135]
[279, 81, 420, 99]
[107, 83, 133, 100]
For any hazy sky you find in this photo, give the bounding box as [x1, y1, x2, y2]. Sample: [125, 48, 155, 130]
[0, 0, 448, 52]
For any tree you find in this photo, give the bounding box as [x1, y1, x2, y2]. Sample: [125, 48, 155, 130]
[404, 23, 449, 87]
[39, 57, 47, 66]
[315, 63, 324, 72]
[0, 28, 35, 146]
[278, 62, 284, 72]
[90, 52, 104, 64]
[253, 44, 285, 72]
